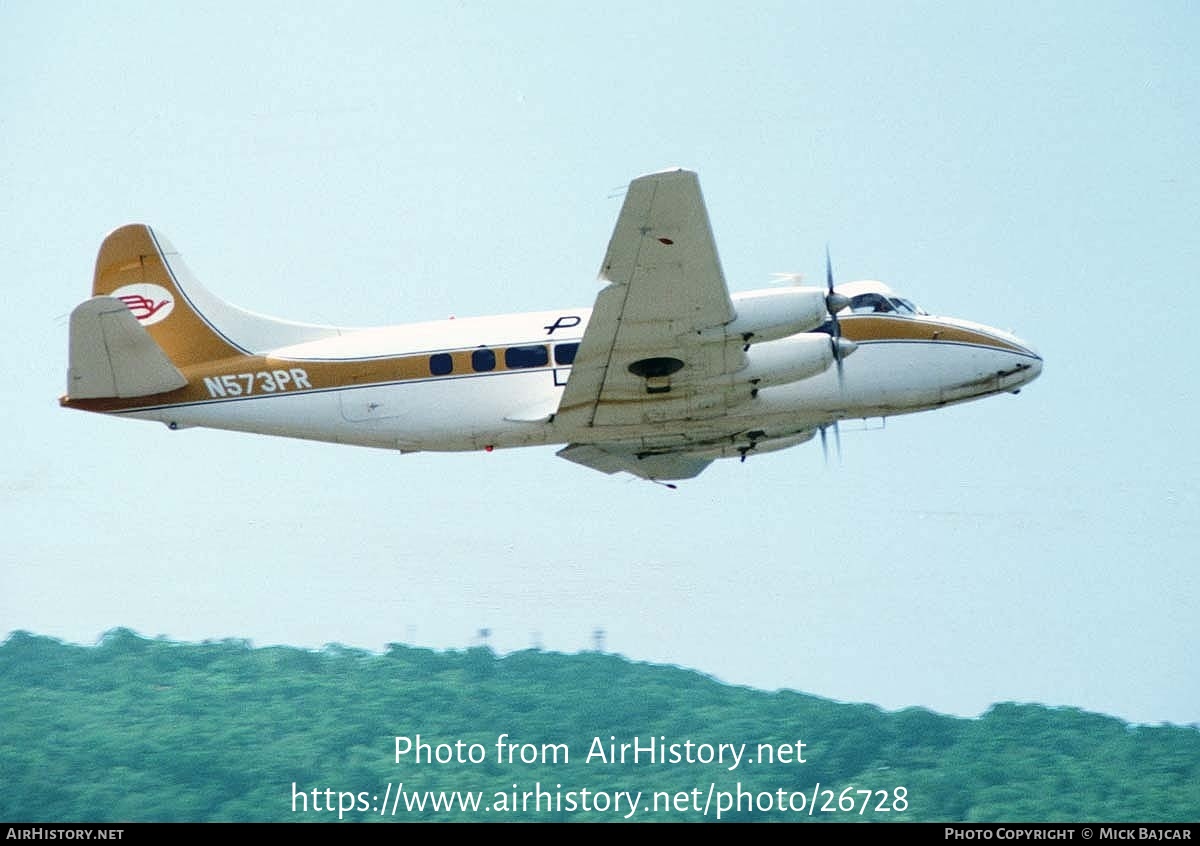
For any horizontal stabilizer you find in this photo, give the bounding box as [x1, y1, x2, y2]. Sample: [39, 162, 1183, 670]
[556, 443, 711, 481]
[67, 297, 188, 398]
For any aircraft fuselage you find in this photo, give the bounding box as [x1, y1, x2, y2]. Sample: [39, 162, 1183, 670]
[64, 303, 1041, 455]
[62, 170, 1042, 481]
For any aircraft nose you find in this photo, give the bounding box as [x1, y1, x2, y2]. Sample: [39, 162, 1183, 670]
[1023, 353, 1043, 384]
[1004, 337, 1042, 391]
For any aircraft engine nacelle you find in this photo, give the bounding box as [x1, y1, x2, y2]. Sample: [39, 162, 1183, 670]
[708, 288, 829, 344]
[692, 333, 848, 391]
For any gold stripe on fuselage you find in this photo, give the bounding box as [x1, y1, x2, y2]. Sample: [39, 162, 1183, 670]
[59, 343, 566, 414]
[60, 315, 1026, 415]
[839, 315, 1028, 353]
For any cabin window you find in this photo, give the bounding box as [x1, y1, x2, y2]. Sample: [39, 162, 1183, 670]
[554, 342, 579, 365]
[429, 353, 453, 376]
[471, 348, 496, 372]
[504, 345, 549, 369]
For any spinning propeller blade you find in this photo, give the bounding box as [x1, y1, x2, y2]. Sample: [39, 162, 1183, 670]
[823, 245, 849, 463]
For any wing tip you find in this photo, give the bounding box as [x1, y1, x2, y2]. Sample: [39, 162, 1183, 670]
[633, 166, 696, 182]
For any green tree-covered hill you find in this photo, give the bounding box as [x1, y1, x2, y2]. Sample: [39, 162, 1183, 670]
[1, 630, 1196, 822]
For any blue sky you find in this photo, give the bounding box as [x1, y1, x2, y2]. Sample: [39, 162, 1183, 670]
[2, 2, 1197, 726]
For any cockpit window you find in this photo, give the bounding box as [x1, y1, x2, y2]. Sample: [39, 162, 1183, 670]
[849, 293, 896, 314]
[889, 297, 920, 314]
[847, 293, 926, 316]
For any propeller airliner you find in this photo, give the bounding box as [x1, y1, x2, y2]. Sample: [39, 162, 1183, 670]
[61, 169, 1042, 482]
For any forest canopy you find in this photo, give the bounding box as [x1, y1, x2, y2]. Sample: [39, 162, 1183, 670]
[2, 630, 1196, 822]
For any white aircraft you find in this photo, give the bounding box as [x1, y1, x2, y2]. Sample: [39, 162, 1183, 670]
[62, 169, 1041, 483]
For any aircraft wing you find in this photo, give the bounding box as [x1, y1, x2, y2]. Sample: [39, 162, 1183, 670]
[556, 443, 711, 482]
[555, 169, 746, 433]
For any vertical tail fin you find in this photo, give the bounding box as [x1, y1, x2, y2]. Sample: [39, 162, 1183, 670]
[91, 224, 338, 369]
[91, 225, 245, 368]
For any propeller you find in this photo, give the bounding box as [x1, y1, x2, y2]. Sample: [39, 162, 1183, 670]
[821, 245, 853, 463]
[777, 249, 855, 467]
[818, 422, 843, 464]
[824, 245, 852, 387]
